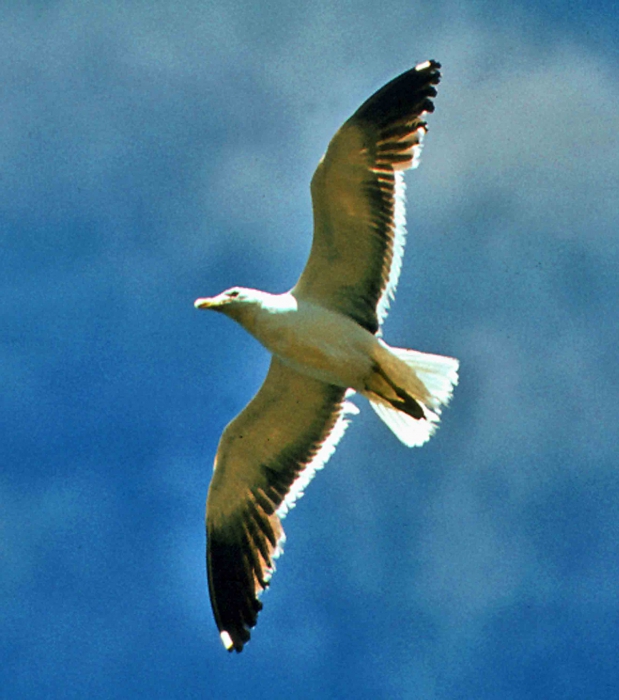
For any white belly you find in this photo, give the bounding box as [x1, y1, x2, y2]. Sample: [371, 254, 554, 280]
[251, 298, 377, 389]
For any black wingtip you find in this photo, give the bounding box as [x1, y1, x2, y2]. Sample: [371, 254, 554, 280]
[207, 531, 263, 654]
[351, 60, 442, 128]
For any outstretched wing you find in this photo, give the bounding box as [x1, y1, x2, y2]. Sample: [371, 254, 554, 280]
[292, 60, 441, 335]
[206, 357, 357, 652]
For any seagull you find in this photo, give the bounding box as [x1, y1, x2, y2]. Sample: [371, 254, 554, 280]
[194, 60, 458, 652]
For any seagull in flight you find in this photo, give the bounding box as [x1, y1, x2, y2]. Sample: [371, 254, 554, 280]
[194, 60, 458, 652]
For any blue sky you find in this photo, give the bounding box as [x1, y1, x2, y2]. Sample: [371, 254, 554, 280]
[3, 1, 619, 698]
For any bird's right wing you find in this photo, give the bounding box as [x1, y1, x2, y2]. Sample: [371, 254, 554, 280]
[206, 356, 357, 652]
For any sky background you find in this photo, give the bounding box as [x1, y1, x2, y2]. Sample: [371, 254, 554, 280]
[3, 1, 619, 698]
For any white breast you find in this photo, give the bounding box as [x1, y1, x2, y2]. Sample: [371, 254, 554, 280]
[250, 295, 378, 389]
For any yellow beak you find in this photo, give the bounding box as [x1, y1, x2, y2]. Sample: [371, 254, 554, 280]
[194, 297, 215, 309]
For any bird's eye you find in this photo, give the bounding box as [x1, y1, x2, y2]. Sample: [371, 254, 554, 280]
[227, 290, 240, 298]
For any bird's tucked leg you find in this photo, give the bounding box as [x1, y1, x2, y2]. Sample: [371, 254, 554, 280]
[364, 364, 425, 419]
[361, 343, 459, 447]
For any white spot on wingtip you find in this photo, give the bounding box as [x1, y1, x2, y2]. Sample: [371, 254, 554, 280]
[415, 60, 431, 72]
[220, 631, 234, 650]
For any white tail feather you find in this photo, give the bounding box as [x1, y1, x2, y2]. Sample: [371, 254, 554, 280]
[369, 346, 459, 447]
[388, 347, 459, 409]
[370, 399, 439, 447]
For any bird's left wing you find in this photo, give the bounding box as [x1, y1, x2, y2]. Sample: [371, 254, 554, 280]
[293, 60, 440, 335]
[206, 356, 357, 652]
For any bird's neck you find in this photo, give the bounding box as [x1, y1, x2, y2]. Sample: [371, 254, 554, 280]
[227, 292, 297, 339]
[224, 303, 261, 334]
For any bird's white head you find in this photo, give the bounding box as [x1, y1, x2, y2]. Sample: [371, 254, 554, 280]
[194, 286, 272, 328]
[194, 286, 252, 311]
